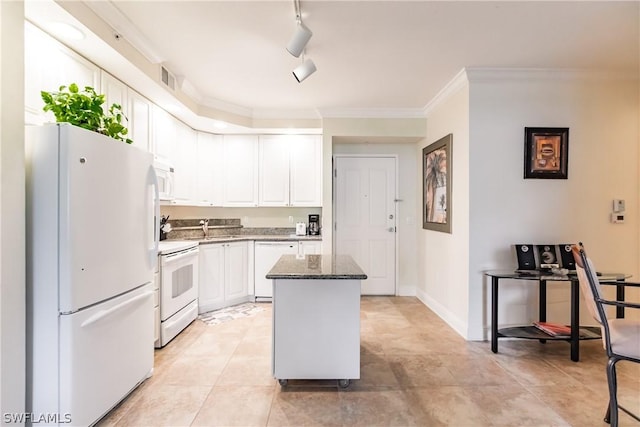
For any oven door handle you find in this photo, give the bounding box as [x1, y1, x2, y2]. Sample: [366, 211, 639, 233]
[163, 247, 199, 263]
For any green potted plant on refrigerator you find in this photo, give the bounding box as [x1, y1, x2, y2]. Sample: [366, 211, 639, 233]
[40, 83, 133, 144]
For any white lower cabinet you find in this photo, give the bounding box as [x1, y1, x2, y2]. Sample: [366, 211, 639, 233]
[198, 241, 252, 313]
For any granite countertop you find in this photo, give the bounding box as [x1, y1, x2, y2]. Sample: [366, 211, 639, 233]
[266, 254, 367, 280]
[176, 234, 322, 244]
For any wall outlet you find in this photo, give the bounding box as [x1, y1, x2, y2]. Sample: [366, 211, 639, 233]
[611, 212, 625, 224]
[288, 216, 293, 223]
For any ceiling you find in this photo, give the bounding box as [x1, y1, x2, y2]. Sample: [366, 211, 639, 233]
[31, 1, 640, 123]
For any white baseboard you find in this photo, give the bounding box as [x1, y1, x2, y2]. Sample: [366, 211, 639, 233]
[416, 288, 468, 339]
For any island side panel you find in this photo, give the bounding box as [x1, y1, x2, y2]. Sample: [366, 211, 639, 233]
[272, 278, 361, 381]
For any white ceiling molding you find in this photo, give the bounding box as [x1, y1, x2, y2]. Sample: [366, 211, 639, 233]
[83, 0, 165, 64]
[422, 68, 469, 117]
[178, 78, 204, 105]
[318, 108, 426, 119]
[252, 108, 321, 120]
[199, 96, 254, 118]
[464, 67, 640, 82]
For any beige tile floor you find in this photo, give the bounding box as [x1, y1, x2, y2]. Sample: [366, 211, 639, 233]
[99, 297, 640, 426]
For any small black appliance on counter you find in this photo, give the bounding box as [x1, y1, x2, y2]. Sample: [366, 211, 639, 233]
[308, 214, 320, 235]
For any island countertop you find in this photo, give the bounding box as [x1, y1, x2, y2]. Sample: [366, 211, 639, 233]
[266, 254, 367, 280]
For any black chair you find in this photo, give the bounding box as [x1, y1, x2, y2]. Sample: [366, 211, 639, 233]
[572, 243, 640, 426]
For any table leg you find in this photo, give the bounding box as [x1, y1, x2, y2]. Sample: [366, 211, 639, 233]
[616, 281, 625, 319]
[539, 280, 547, 343]
[570, 278, 580, 362]
[539, 280, 547, 322]
[491, 276, 499, 353]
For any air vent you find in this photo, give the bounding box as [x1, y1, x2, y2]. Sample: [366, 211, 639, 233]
[160, 66, 176, 90]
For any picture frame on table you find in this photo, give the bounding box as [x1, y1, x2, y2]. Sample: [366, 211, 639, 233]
[422, 134, 452, 233]
[524, 127, 569, 179]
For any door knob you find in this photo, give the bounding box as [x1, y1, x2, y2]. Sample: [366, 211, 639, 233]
[388, 227, 395, 232]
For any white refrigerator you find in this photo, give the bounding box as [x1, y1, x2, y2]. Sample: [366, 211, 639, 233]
[26, 124, 158, 426]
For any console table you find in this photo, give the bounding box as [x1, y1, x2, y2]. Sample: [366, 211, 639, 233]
[485, 270, 628, 362]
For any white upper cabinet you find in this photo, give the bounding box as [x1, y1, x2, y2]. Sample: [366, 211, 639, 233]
[151, 105, 177, 161]
[25, 22, 100, 125]
[222, 135, 259, 207]
[290, 135, 322, 206]
[128, 90, 152, 152]
[173, 121, 197, 202]
[259, 135, 291, 206]
[100, 71, 128, 117]
[196, 132, 223, 206]
[258, 134, 322, 207]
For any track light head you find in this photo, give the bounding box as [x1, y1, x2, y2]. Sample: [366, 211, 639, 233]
[293, 59, 317, 83]
[286, 23, 312, 57]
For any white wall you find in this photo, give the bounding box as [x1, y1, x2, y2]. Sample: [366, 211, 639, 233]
[468, 69, 640, 339]
[334, 143, 418, 296]
[1, 0, 26, 422]
[417, 75, 471, 337]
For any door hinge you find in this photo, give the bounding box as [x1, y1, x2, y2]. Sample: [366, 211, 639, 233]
[334, 169, 337, 178]
[334, 222, 337, 231]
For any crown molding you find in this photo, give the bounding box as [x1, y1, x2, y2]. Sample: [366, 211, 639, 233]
[318, 108, 426, 119]
[83, 0, 164, 64]
[422, 68, 469, 117]
[464, 67, 639, 82]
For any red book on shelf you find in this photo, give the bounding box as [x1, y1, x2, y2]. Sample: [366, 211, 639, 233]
[533, 321, 571, 337]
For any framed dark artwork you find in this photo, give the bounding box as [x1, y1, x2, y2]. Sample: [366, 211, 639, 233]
[524, 127, 569, 179]
[422, 134, 452, 233]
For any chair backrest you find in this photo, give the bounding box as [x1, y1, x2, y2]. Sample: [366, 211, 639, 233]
[571, 244, 604, 324]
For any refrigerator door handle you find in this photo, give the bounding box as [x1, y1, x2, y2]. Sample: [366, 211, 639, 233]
[150, 166, 160, 267]
[81, 291, 154, 328]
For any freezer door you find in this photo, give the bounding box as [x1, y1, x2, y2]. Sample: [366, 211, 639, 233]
[58, 125, 156, 312]
[58, 284, 154, 426]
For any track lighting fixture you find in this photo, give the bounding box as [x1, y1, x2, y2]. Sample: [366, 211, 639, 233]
[293, 58, 317, 83]
[287, 0, 317, 82]
[286, 22, 312, 58]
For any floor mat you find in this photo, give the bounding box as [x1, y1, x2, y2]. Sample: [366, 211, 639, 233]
[198, 302, 264, 325]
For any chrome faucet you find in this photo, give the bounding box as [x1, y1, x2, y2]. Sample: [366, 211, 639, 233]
[199, 219, 209, 238]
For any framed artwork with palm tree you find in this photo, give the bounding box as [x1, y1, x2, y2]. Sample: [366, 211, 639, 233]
[423, 134, 452, 233]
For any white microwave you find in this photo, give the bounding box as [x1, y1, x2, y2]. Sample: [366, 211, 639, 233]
[153, 156, 174, 201]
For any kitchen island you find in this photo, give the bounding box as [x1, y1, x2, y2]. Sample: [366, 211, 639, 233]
[266, 254, 367, 388]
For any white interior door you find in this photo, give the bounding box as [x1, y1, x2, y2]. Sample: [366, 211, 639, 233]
[334, 156, 396, 295]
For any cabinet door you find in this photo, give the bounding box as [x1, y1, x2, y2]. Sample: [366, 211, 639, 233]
[128, 90, 151, 152]
[299, 241, 322, 255]
[173, 122, 197, 202]
[151, 106, 177, 161]
[25, 22, 100, 125]
[290, 135, 322, 206]
[222, 135, 259, 206]
[259, 135, 291, 206]
[196, 132, 223, 206]
[198, 244, 225, 313]
[224, 242, 249, 302]
[100, 71, 128, 117]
